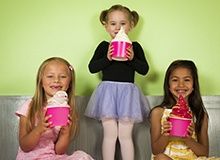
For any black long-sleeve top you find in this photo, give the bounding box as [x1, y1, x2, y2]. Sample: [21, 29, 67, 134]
[88, 41, 149, 83]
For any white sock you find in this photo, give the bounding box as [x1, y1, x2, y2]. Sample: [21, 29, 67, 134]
[118, 121, 134, 160]
[102, 119, 118, 160]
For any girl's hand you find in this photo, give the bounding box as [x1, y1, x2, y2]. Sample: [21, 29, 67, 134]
[36, 107, 52, 134]
[162, 119, 171, 136]
[126, 46, 134, 61]
[59, 114, 72, 136]
[181, 121, 195, 143]
[186, 121, 194, 138]
[107, 44, 113, 61]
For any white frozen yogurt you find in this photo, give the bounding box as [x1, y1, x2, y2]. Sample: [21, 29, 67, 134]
[111, 26, 131, 43]
[47, 91, 69, 107]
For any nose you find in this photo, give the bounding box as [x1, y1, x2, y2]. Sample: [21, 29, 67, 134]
[178, 80, 184, 87]
[116, 24, 121, 30]
[54, 77, 60, 83]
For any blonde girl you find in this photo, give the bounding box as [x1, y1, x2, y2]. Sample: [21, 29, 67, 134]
[16, 57, 93, 160]
[85, 5, 150, 160]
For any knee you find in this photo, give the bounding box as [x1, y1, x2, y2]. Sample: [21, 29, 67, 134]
[107, 134, 117, 141]
[118, 132, 132, 143]
[103, 130, 118, 141]
[102, 120, 118, 141]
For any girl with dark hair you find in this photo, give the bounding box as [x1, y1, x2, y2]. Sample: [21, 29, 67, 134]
[150, 60, 218, 160]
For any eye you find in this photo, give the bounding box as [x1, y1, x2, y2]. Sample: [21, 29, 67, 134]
[184, 78, 192, 82]
[171, 78, 178, 82]
[60, 75, 68, 79]
[46, 75, 53, 78]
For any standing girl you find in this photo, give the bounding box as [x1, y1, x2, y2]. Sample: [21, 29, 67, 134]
[85, 4, 150, 160]
[16, 57, 93, 160]
[150, 60, 219, 160]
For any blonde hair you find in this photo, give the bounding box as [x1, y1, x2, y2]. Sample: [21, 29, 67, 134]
[100, 4, 139, 27]
[27, 57, 78, 137]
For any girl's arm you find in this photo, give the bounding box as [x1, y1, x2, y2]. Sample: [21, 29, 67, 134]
[54, 115, 72, 154]
[184, 113, 209, 156]
[88, 41, 112, 73]
[150, 107, 170, 154]
[18, 114, 51, 152]
[128, 42, 149, 75]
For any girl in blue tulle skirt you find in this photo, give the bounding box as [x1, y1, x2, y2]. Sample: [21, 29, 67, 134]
[85, 4, 150, 160]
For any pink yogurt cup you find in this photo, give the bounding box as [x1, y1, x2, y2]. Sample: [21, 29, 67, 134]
[169, 117, 191, 137]
[111, 41, 132, 61]
[46, 105, 70, 127]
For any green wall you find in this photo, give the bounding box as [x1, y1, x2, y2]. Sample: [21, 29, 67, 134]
[0, 0, 220, 96]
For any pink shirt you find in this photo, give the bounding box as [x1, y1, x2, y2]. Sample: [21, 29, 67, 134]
[15, 99, 93, 160]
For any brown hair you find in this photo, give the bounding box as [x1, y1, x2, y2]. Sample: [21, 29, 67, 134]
[100, 4, 139, 27]
[160, 60, 207, 136]
[27, 57, 78, 137]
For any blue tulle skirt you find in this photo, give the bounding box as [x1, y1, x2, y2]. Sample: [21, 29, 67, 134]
[85, 81, 150, 123]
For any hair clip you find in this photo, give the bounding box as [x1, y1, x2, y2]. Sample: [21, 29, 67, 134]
[69, 65, 73, 71]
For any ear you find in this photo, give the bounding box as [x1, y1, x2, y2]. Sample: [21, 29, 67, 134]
[128, 23, 134, 32]
[102, 21, 106, 26]
[130, 21, 135, 29]
[103, 22, 108, 31]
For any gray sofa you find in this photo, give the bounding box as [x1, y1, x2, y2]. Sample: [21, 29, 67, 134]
[0, 96, 220, 160]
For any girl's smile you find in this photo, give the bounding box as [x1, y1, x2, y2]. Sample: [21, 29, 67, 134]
[169, 67, 194, 100]
[42, 61, 71, 100]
